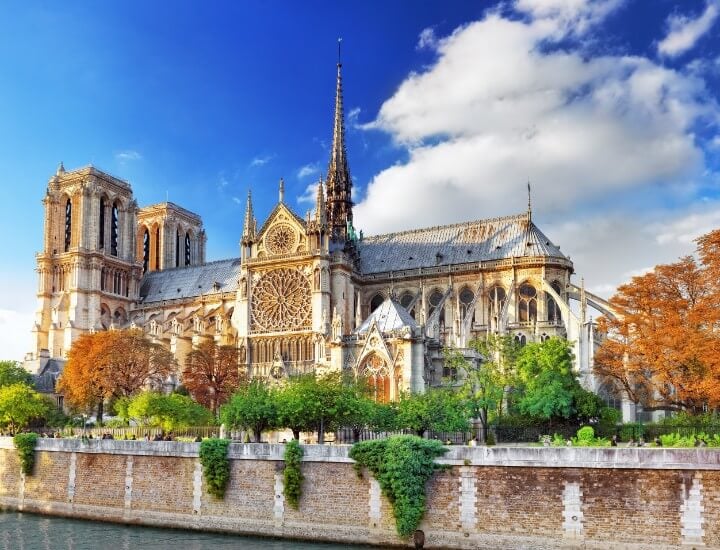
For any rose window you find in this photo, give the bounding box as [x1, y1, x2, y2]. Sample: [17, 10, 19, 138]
[265, 224, 296, 255]
[251, 268, 311, 332]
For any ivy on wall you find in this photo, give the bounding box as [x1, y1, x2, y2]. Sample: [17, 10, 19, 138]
[283, 439, 304, 509]
[199, 438, 230, 498]
[13, 432, 38, 476]
[349, 435, 447, 538]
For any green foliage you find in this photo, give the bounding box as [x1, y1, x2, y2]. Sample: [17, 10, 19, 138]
[397, 387, 469, 436]
[283, 439, 304, 509]
[597, 407, 621, 435]
[0, 383, 50, 434]
[350, 436, 448, 538]
[576, 426, 595, 441]
[126, 391, 214, 430]
[199, 438, 230, 498]
[369, 402, 399, 432]
[13, 432, 38, 475]
[516, 338, 577, 419]
[658, 432, 720, 447]
[0, 361, 33, 388]
[220, 380, 278, 442]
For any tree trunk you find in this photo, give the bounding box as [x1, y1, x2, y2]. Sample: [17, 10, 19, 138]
[416, 429, 425, 438]
[292, 428, 300, 441]
[353, 427, 361, 443]
[97, 400, 104, 426]
[479, 408, 488, 444]
[254, 427, 262, 443]
[318, 418, 325, 444]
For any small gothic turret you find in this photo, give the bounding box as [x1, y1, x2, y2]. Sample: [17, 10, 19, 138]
[325, 40, 353, 244]
[315, 176, 326, 226]
[241, 190, 255, 244]
[279, 177, 285, 204]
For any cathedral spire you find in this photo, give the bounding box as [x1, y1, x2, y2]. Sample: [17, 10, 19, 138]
[326, 38, 353, 243]
[279, 177, 285, 203]
[242, 189, 255, 242]
[527, 180, 532, 223]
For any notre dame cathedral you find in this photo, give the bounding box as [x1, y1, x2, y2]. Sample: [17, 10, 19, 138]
[24, 58, 617, 409]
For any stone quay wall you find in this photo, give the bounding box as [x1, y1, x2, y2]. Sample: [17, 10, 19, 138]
[2, 438, 720, 549]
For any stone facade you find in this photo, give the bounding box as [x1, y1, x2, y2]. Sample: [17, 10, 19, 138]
[24, 60, 617, 410]
[2, 439, 720, 548]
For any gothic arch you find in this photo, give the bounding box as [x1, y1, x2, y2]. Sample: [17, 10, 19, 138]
[370, 293, 385, 313]
[518, 281, 538, 323]
[359, 353, 393, 403]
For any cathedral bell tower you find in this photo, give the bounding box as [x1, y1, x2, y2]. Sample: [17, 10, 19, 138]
[31, 164, 141, 363]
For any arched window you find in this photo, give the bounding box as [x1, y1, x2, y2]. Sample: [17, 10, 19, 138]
[185, 232, 191, 266]
[64, 198, 72, 252]
[459, 287, 475, 324]
[370, 293, 384, 313]
[487, 286, 506, 325]
[175, 229, 180, 268]
[428, 290, 444, 319]
[547, 281, 562, 323]
[362, 354, 391, 403]
[98, 198, 105, 249]
[155, 226, 161, 270]
[110, 203, 119, 256]
[518, 283, 537, 323]
[515, 333, 527, 346]
[400, 291, 415, 318]
[142, 229, 150, 274]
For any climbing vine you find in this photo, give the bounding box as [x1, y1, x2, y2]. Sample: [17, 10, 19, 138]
[349, 435, 447, 538]
[283, 439, 304, 509]
[199, 438, 230, 498]
[13, 432, 38, 476]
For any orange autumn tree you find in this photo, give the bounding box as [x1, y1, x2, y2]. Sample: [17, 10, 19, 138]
[183, 340, 246, 414]
[595, 230, 720, 414]
[58, 329, 176, 421]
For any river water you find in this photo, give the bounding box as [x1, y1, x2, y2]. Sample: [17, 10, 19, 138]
[0, 511, 376, 550]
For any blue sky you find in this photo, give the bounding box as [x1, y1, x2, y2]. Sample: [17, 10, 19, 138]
[1, 0, 720, 360]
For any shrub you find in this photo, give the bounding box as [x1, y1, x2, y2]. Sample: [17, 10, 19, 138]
[619, 422, 644, 441]
[283, 440, 304, 509]
[350, 435, 447, 538]
[199, 438, 230, 498]
[576, 426, 595, 442]
[13, 432, 38, 475]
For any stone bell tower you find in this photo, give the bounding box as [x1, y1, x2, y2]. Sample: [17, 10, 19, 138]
[29, 164, 141, 365]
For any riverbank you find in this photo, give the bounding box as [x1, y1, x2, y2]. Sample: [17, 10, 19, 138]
[1, 438, 719, 548]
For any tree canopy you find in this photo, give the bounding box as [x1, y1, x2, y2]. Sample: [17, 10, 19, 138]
[595, 229, 720, 413]
[397, 387, 469, 436]
[183, 340, 246, 414]
[58, 329, 176, 421]
[220, 380, 278, 442]
[0, 360, 33, 388]
[0, 383, 49, 434]
[119, 391, 214, 430]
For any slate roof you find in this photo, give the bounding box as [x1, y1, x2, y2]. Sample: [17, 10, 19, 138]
[356, 298, 418, 334]
[357, 213, 567, 275]
[139, 258, 242, 304]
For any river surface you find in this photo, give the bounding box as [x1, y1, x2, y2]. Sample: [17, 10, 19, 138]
[0, 511, 377, 550]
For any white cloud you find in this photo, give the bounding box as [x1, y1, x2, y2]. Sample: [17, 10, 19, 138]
[355, 9, 714, 235]
[347, 107, 362, 129]
[115, 150, 142, 162]
[515, 0, 625, 36]
[0, 309, 34, 362]
[232, 196, 242, 205]
[297, 182, 320, 204]
[297, 162, 320, 179]
[545, 202, 720, 300]
[417, 27, 437, 50]
[249, 154, 275, 167]
[657, 1, 719, 58]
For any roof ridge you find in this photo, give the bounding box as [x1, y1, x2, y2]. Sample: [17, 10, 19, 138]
[142, 257, 240, 276]
[362, 212, 528, 241]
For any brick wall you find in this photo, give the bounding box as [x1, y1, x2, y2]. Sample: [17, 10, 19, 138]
[2, 439, 720, 549]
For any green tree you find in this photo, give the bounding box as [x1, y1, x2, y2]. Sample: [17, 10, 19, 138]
[0, 361, 33, 388]
[397, 387, 469, 437]
[516, 337, 579, 420]
[445, 337, 515, 443]
[369, 401, 399, 432]
[0, 383, 49, 434]
[275, 376, 315, 440]
[334, 376, 376, 442]
[126, 391, 214, 431]
[220, 380, 278, 442]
